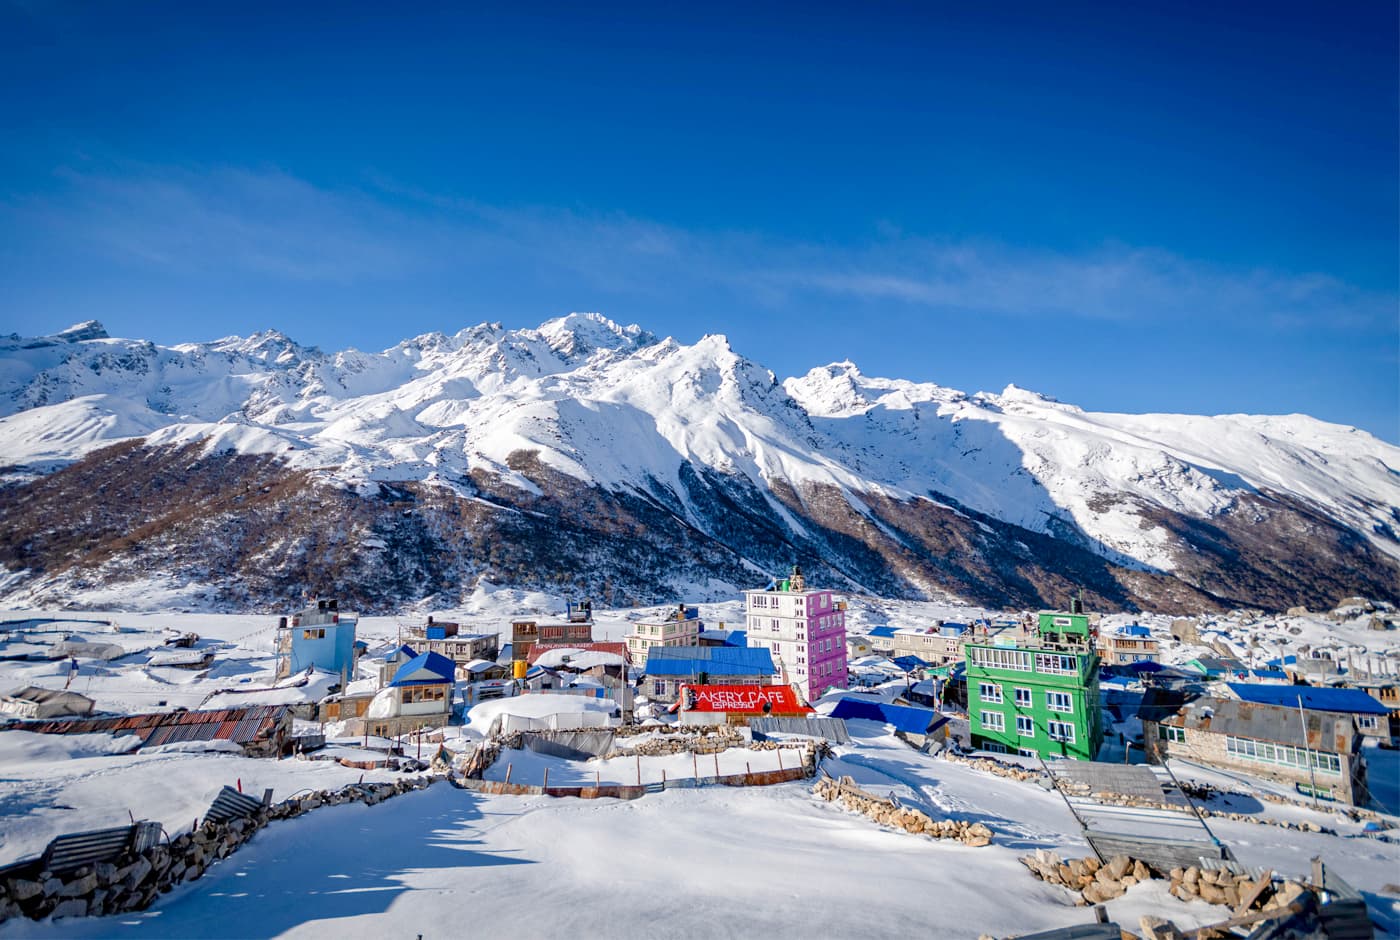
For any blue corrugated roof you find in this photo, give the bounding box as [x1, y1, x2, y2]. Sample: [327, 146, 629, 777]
[892, 654, 930, 672]
[1227, 683, 1390, 715]
[867, 626, 898, 638]
[830, 698, 946, 736]
[1117, 624, 1151, 637]
[939, 623, 969, 636]
[389, 650, 456, 686]
[644, 646, 775, 677]
[723, 630, 747, 647]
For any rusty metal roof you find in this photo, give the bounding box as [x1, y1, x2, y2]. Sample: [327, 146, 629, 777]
[21, 704, 289, 748]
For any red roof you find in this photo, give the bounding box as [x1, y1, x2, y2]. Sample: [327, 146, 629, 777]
[526, 642, 629, 665]
[681, 684, 812, 714]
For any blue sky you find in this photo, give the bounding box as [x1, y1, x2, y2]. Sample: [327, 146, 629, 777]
[2, 1, 1396, 439]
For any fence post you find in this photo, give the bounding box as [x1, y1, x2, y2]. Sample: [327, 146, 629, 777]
[636, 755, 641, 786]
[714, 753, 720, 776]
[543, 767, 549, 789]
[505, 763, 513, 785]
[778, 749, 783, 771]
[693, 752, 698, 781]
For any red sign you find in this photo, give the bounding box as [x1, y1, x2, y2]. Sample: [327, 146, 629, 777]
[681, 684, 812, 714]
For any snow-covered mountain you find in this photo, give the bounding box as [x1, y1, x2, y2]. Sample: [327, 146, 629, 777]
[1, 315, 1396, 613]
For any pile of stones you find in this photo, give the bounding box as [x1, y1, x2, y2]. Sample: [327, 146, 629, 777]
[813, 776, 993, 847]
[1018, 848, 1307, 913]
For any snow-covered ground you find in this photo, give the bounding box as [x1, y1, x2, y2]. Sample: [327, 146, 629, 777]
[2, 599, 1399, 937]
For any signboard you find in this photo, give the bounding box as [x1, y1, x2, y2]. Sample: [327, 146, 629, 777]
[681, 684, 810, 714]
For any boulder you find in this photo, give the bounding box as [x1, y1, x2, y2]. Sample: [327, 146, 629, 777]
[49, 898, 88, 920]
[57, 872, 97, 897]
[6, 880, 41, 902]
[1105, 855, 1132, 881]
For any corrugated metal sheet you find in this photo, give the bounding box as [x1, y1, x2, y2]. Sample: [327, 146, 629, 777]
[20, 705, 289, 749]
[1083, 830, 1230, 871]
[750, 717, 850, 743]
[42, 825, 141, 872]
[204, 785, 265, 824]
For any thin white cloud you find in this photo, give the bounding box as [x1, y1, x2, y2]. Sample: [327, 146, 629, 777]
[8, 163, 1394, 333]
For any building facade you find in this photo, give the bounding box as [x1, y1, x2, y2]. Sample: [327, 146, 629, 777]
[276, 599, 357, 681]
[1143, 696, 1366, 805]
[511, 602, 594, 663]
[963, 611, 1101, 760]
[625, 604, 703, 668]
[743, 567, 847, 703]
[403, 618, 500, 667]
[1097, 624, 1160, 665]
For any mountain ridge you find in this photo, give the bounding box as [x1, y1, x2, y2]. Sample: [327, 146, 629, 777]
[1, 315, 1396, 613]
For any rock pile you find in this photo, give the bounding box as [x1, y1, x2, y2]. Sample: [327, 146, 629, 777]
[1018, 849, 1304, 914]
[0, 775, 439, 925]
[813, 776, 993, 847]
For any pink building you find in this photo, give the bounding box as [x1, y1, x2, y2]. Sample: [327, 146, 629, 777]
[743, 566, 848, 703]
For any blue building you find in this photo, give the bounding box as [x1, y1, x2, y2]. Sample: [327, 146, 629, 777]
[642, 646, 777, 702]
[276, 599, 358, 682]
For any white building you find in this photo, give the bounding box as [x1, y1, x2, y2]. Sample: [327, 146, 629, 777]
[743, 565, 848, 703]
[625, 604, 702, 668]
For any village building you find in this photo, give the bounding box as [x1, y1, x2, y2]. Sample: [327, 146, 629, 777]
[624, 604, 702, 668]
[1096, 623, 1161, 666]
[964, 608, 1102, 760]
[845, 635, 873, 660]
[866, 625, 898, 654]
[401, 617, 499, 667]
[511, 600, 594, 663]
[743, 566, 848, 703]
[360, 650, 456, 737]
[0, 686, 96, 720]
[1224, 682, 1396, 747]
[642, 645, 777, 703]
[676, 683, 813, 726]
[1351, 679, 1400, 743]
[275, 599, 357, 683]
[1143, 696, 1368, 805]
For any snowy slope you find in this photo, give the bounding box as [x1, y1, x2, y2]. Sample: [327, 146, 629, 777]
[1, 316, 1397, 591]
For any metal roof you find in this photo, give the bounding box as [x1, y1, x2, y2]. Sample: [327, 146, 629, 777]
[20, 705, 289, 747]
[1225, 682, 1390, 715]
[389, 651, 456, 687]
[749, 716, 850, 743]
[866, 626, 898, 638]
[1168, 696, 1360, 754]
[891, 654, 931, 672]
[643, 646, 775, 676]
[829, 698, 945, 735]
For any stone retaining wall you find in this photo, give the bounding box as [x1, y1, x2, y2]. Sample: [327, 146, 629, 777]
[0, 775, 440, 926]
[812, 775, 993, 847]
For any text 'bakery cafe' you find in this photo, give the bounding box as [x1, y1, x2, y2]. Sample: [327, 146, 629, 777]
[674, 684, 814, 725]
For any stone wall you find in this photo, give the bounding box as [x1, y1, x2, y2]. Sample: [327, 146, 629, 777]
[812, 776, 993, 846]
[0, 775, 439, 926]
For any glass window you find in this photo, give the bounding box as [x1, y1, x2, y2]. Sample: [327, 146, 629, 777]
[979, 682, 1003, 704]
[980, 711, 1005, 732]
[1047, 721, 1075, 743]
[1014, 687, 1032, 707]
[1016, 716, 1034, 737]
[1046, 692, 1073, 713]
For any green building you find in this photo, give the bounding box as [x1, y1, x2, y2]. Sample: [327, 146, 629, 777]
[963, 610, 1102, 760]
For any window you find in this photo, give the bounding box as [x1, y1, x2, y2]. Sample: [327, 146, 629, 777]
[652, 680, 666, 696]
[1358, 716, 1378, 731]
[1018, 747, 1038, 758]
[983, 742, 1008, 754]
[1157, 725, 1185, 744]
[301, 628, 325, 640]
[967, 647, 1032, 672]
[1014, 687, 1032, 708]
[1225, 736, 1340, 775]
[979, 683, 1003, 704]
[1046, 692, 1073, 713]
[1047, 721, 1076, 743]
[980, 711, 1005, 732]
[1035, 653, 1078, 676]
[1016, 716, 1034, 737]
